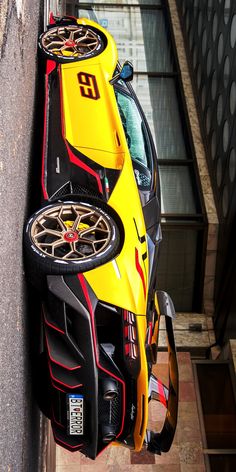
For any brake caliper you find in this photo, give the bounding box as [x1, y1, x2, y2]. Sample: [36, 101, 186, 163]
[64, 220, 90, 231]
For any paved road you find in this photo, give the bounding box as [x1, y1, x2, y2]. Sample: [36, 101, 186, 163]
[0, 1, 44, 471]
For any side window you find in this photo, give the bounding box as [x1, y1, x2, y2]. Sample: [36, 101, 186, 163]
[115, 88, 152, 190]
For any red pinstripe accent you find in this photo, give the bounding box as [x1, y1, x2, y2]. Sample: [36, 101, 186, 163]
[49, 12, 56, 24]
[77, 273, 126, 438]
[51, 380, 66, 393]
[157, 379, 167, 408]
[46, 59, 56, 75]
[65, 141, 103, 194]
[41, 60, 57, 199]
[53, 432, 82, 450]
[96, 443, 110, 457]
[45, 334, 81, 371]
[48, 362, 83, 390]
[44, 314, 65, 335]
[135, 248, 146, 298]
[148, 321, 152, 345]
[77, 274, 94, 316]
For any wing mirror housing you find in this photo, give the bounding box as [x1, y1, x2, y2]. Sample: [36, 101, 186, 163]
[110, 61, 134, 85]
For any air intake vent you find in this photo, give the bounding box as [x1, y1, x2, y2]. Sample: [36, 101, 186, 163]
[51, 182, 101, 200]
[51, 182, 71, 199]
[72, 183, 101, 199]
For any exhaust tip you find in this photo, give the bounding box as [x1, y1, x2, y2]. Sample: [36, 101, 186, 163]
[103, 390, 118, 401]
[100, 424, 117, 443]
[101, 378, 118, 401]
[102, 432, 116, 443]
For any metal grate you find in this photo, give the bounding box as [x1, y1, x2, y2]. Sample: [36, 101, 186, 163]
[51, 182, 101, 200]
[72, 182, 101, 199]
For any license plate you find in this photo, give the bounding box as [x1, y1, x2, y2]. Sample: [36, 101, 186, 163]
[67, 394, 84, 435]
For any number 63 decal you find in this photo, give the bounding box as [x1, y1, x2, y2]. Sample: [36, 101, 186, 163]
[77, 72, 100, 100]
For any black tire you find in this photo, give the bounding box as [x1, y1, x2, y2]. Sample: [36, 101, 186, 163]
[24, 201, 120, 275]
[38, 24, 105, 63]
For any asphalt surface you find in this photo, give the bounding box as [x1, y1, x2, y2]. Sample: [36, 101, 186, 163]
[0, 1, 45, 471]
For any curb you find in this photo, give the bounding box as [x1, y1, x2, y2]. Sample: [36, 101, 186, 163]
[43, 420, 56, 472]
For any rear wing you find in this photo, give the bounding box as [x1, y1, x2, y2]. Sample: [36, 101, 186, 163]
[146, 291, 179, 454]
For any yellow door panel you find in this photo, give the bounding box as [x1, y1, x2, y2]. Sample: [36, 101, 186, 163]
[75, 147, 124, 170]
[61, 62, 126, 158]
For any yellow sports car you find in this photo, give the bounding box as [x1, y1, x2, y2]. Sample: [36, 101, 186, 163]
[24, 14, 178, 459]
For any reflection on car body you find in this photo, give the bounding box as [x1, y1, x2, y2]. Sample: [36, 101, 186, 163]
[24, 14, 178, 460]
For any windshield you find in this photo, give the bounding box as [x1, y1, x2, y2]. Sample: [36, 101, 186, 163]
[115, 88, 150, 168]
[115, 87, 152, 190]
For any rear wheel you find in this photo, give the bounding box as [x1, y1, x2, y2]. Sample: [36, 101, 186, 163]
[24, 201, 120, 275]
[38, 24, 105, 63]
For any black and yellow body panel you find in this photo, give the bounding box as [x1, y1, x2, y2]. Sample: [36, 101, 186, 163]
[24, 14, 178, 460]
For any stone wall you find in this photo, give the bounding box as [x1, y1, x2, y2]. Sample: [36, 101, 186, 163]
[168, 0, 219, 317]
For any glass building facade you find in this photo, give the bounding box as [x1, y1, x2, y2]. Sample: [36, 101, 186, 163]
[66, 0, 207, 312]
[178, 0, 236, 340]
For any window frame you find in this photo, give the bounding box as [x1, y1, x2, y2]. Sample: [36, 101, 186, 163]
[114, 80, 156, 191]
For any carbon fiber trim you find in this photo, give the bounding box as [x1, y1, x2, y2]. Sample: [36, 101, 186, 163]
[50, 181, 102, 201]
[44, 275, 125, 459]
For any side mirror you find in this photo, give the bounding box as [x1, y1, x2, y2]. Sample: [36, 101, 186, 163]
[119, 61, 133, 81]
[110, 61, 134, 85]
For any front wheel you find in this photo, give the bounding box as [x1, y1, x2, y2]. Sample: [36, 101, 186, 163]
[38, 24, 105, 63]
[24, 201, 120, 275]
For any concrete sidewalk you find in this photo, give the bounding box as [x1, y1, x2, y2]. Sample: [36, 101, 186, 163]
[47, 353, 205, 472]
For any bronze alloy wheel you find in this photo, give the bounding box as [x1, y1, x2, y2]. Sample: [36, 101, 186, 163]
[24, 202, 121, 276]
[40, 25, 103, 61]
[30, 203, 112, 261]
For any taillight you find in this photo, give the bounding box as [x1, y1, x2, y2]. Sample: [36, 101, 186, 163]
[123, 310, 140, 378]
